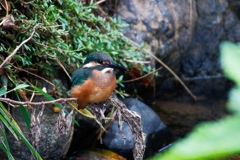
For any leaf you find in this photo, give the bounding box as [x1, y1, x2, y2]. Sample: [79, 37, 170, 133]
[0, 115, 19, 140]
[68, 101, 96, 119]
[14, 84, 29, 90]
[0, 102, 22, 133]
[0, 102, 42, 159]
[0, 87, 6, 96]
[153, 115, 240, 160]
[0, 127, 15, 159]
[220, 41, 240, 86]
[14, 91, 31, 130]
[1, 75, 8, 87]
[228, 87, 240, 113]
[20, 104, 31, 130]
[0, 84, 29, 96]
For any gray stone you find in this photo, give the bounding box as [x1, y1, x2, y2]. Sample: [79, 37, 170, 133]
[102, 98, 174, 159]
[3, 81, 74, 160]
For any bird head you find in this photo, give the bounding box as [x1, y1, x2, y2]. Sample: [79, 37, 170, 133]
[83, 51, 127, 71]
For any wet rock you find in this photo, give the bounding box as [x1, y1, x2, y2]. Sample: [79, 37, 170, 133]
[101, 98, 174, 159]
[152, 99, 227, 138]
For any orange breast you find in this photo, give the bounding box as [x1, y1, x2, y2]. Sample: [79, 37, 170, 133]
[71, 70, 116, 109]
[71, 78, 94, 109]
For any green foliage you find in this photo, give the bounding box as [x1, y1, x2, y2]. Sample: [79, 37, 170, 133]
[1, 0, 146, 90]
[151, 41, 240, 160]
[0, 127, 15, 160]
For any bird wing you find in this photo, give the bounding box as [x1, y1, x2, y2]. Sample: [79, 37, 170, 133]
[71, 65, 106, 86]
[71, 68, 90, 86]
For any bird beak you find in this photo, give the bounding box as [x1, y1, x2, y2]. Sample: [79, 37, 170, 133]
[108, 63, 128, 71]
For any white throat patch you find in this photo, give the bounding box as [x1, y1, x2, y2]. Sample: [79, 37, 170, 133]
[101, 68, 113, 73]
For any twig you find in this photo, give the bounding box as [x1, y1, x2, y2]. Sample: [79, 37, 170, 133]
[0, 97, 77, 106]
[97, 108, 118, 140]
[10, 64, 55, 87]
[123, 67, 162, 83]
[0, 17, 7, 26]
[124, 59, 150, 64]
[122, 35, 197, 100]
[0, 23, 40, 68]
[96, 5, 112, 22]
[109, 97, 145, 160]
[95, 0, 106, 5]
[149, 52, 197, 100]
[55, 58, 71, 80]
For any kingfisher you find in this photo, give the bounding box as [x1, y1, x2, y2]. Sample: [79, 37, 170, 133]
[71, 51, 126, 109]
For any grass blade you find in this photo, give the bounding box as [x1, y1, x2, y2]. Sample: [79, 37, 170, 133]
[0, 84, 29, 96]
[0, 102, 42, 159]
[14, 91, 31, 130]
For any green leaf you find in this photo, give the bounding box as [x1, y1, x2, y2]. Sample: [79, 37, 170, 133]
[0, 84, 29, 96]
[19, 105, 31, 130]
[14, 91, 31, 130]
[32, 86, 53, 100]
[0, 115, 19, 140]
[14, 84, 29, 90]
[153, 115, 240, 160]
[0, 102, 42, 160]
[1, 75, 8, 87]
[228, 87, 240, 113]
[220, 41, 240, 85]
[0, 127, 15, 159]
[0, 87, 6, 96]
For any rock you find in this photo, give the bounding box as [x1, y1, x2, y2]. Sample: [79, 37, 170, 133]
[101, 98, 174, 159]
[67, 113, 100, 154]
[116, 0, 197, 70]
[117, 0, 240, 101]
[3, 81, 74, 159]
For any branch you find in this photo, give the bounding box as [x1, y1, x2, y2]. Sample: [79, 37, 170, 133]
[10, 64, 55, 87]
[55, 58, 71, 80]
[122, 34, 197, 100]
[0, 97, 77, 106]
[149, 52, 197, 100]
[0, 23, 40, 68]
[95, 0, 106, 5]
[123, 67, 162, 83]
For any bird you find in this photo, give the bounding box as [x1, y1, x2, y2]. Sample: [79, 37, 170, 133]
[71, 51, 126, 109]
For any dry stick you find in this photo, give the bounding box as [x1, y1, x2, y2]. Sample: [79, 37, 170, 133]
[123, 67, 162, 83]
[0, 97, 77, 106]
[0, 23, 40, 68]
[55, 58, 71, 80]
[11, 64, 55, 87]
[0, 17, 7, 26]
[125, 59, 150, 64]
[95, 0, 106, 5]
[123, 35, 197, 100]
[149, 52, 197, 100]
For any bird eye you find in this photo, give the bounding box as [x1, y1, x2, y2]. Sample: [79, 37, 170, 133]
[105, 61, 110, 65]
[98, 60, 103, 64]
